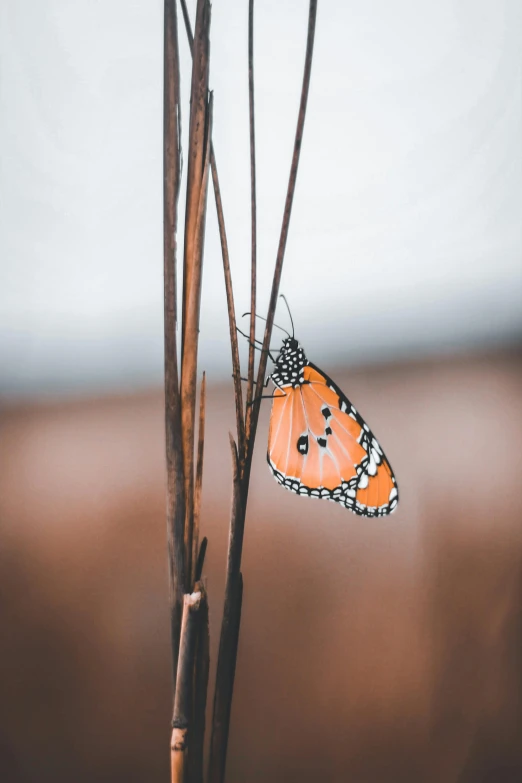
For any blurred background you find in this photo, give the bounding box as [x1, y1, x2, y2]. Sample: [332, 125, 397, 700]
[1, 1, 521, 781]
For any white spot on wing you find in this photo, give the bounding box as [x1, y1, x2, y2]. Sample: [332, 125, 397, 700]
[367, 456, 377, 476]
[358, 473, 369, 489]
[372, 439, 383, 455]
[371, 447, 382, 464]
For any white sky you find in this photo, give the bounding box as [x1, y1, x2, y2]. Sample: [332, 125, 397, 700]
[1, 0, 521, 396]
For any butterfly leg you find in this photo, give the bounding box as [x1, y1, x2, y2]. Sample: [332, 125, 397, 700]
[236, 327, 278, 363]
[247, 387, 286, 406]
[239, 376, 270, 388]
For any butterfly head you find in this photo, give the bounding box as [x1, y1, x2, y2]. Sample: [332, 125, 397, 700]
[271, 337, 308, 388]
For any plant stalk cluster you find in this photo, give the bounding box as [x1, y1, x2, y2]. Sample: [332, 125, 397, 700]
[164, 2, 318, 780]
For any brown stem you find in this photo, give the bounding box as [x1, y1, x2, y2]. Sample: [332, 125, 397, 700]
[171, 589, 204, 783]
[208, 4, 319, 780]
[247, 0, 318, 478]
[195, 536, 208, 583]
[179, 0, 245, 456]
[179, 0, 194, 50]
[164, 0, 185, 685]
[176, 3, 318, 780]
[244, 0, 257, 436]
[180, 0, 212, 586]
[210, 153, 246, 454]
[208, 438, 245, 783]
[192, 372, 206, 587]
[188, 584, 210, 783]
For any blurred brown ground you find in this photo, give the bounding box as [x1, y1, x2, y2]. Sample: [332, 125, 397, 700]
[1, 349, 521, 783]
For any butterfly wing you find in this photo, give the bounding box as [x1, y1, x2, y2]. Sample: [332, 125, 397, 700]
[267, 363, 398, 516]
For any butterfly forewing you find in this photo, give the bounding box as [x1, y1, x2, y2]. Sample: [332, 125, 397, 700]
[267, 362, 398, 516]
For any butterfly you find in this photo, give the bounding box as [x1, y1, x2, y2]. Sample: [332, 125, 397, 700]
[258, 304, 398, 517]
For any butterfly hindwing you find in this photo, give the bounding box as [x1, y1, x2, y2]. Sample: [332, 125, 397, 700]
[267, 361, 398, 516]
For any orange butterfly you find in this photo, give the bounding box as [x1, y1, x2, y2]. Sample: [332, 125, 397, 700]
[264, 322, 398, 517]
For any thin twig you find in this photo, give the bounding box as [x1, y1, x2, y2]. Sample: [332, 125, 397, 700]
[175, 3, 319, 780]
[195, 536, 208, 583]
[180, 0, 212, 586]
[247, 0, 318, 477]
[179, 0, 246, 455]
[208, 437, 245, 783]
[210, 154, 246, 454]
[244, 0, 257, 436]
[171, 589, 204, 783]
[192, 372, 206, 586]
[188, 583, 210, 783]
[179, 0, 194, 50]
[164, 0, 185, 685]
[209, 4, 319, 780]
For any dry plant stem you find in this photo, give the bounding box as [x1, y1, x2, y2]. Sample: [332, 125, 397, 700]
[179, 0, 194, 50]
[165, 2, 212, 779]
[171, 589, 204, 783]
[209, 155, 245, 454]
[174, 1, 318, 779]
[181, 0, 210, 334]
[195, 536, 208, 583]
[189, 585, 210, 783]
[179, 0, 245, 456]
[209, 3, 318, 780]
[245, 0, 257, 428]
[209, 573, 242, 783]
[191, 372, 206, 586]
[208, 438, 245, 783]
[247, 0, 318, 473]
[164, 0, 185, 683]
[186, 91, 212, 579]
[180, 0, 212, 587]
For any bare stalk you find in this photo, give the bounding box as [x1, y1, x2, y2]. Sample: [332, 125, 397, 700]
[165, 1, 212, 778]
[192, 372, 206, 586]
[164, 0, 185, 684]
[210, 156, 246, 454]
[244, 0, 257, 431]
[208, 437, 245, 783]
[179, 0, 246, 455]
[209, 3, 319, 780]
[188, 583, 210, 783]
[179, 0, 194, 50]
[247, 0, 318, 475]
[171, 589, 204, 783]
[180, 0, 212, 586]
[171, 3, 319, 780]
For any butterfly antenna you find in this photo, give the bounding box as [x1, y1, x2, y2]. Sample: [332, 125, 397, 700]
[279, 294, 295, 339]
[242, 312, 291, 338]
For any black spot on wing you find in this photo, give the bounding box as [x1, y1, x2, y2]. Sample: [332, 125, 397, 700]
[297, 434, 309, 455]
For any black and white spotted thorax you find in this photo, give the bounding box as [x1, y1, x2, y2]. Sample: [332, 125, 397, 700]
[270, 337, 308, 388]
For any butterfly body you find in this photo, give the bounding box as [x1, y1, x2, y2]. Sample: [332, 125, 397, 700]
[270, 336, 306, 389]
[267, 337, 398, 517]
